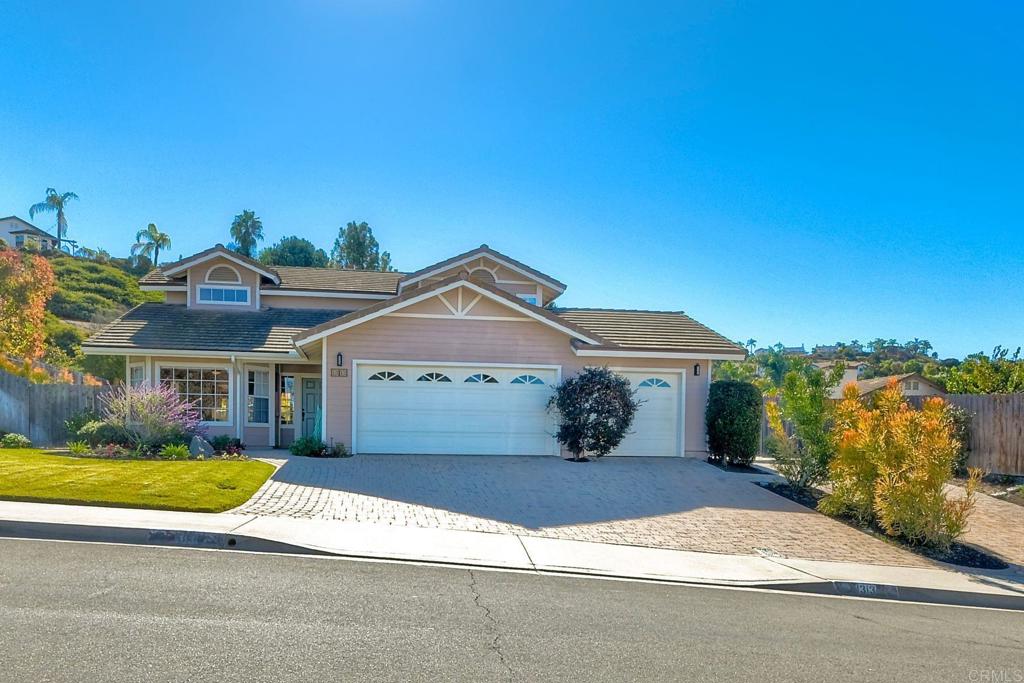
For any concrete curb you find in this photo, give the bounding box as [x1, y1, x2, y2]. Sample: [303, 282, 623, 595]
[3, 518, 1022, 611]
[0, 519, 330, 557]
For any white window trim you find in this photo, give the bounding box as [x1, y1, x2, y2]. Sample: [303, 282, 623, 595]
[205, 263, 243, 283]
[127, 362, 147, 388]
[196, 283, 252, 306]
[516, 293, 539, 306]
[155, 362, 234, 427]
[244, 365, 272, 427]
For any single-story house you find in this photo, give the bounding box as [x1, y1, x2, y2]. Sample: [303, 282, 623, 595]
[82, 244, 746, 457]
[849, 372, 945, 399]
[0, 215, 59, 251]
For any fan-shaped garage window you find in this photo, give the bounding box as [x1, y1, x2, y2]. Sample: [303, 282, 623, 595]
[206, 265, 241, 283]
[638, 377, 671, 388]
[511, 374, 544, 385]
[417, 372, 452, 383]
[368, 371, 404, 381]
[465, 373, 499, 384]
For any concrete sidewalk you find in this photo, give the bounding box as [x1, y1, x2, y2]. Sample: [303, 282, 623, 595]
[1, 500, 1022, 610]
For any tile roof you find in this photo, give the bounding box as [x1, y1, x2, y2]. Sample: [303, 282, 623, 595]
[140, 260, 404, 295]
[556, 309, 746, 355]
[270, 266, 402, 294]
[399, 244, 567, 291]
[82, 303, 348, 354]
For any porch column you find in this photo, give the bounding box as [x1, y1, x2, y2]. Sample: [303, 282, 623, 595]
[269, 362, 278, 448]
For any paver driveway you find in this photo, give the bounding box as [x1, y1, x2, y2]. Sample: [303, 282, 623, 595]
[237, 454, 932, 567]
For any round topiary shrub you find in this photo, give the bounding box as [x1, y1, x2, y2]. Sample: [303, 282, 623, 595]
[706, 380, 762, 466]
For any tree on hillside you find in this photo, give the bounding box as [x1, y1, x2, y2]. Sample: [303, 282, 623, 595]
[132, 223, 172, 266]
[330, 221, 394, 271]
[946, 347, 1024, 394]
[229, 210, 264, 258]
[259, 236, 329, 267]
[0, 248, 57, 359]
[29, 188, 79, 250]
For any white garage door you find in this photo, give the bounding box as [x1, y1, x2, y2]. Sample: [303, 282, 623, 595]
[611, 371, 684, 457]
[355, 364, 559, 455]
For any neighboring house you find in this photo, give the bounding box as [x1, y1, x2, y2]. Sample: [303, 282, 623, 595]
[0, 216, 58, 251]
[82, 243, 746, 457]
[852, 372, 945, 399]
[814, 360, 868, 399]
[754, 344, 807, 356]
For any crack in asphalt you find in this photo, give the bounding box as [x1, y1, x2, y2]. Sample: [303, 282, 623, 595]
[468, 569, 514, 681]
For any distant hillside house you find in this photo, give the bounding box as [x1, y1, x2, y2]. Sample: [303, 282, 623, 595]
[814, 360, 869, 399]
[0, 215, 58, 251]
[851, 372, 944, 399]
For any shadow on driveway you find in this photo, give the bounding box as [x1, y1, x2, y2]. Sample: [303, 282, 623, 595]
[260, 454, 804, 529]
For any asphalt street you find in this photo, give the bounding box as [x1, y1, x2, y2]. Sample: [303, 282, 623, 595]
[0, 538, 1021, 682]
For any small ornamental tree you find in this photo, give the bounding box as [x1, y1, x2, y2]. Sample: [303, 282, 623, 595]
[0, 248, 56, 360]
[706, 380, 762, 466]
[820, 380, 979, 550]
[547, 367, 640, 461]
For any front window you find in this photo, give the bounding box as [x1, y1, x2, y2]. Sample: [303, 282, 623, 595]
[247, 369, 270, 424]
[197, 286, 249, 305]
[128, 364, 145, 388]
[158, 367, 230, 423]
[280, 376, 295, 425]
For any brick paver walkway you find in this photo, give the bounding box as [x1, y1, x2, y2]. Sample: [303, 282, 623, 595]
[237, 454, 934, 567]
[949, 484, 1024, 568]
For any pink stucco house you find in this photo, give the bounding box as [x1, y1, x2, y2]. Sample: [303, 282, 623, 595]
[83, 244, 745, 457]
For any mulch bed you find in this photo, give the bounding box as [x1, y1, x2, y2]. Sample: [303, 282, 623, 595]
[705, 458, 772, 475]
[757, 481, 1009, 570]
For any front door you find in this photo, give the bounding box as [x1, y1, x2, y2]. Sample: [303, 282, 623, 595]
[301, 378, 322, 439]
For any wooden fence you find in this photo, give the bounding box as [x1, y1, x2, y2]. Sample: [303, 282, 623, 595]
[0, 370, 110, 446]
[761, 393, 1024, 476]
[937, 394, 1024, 476]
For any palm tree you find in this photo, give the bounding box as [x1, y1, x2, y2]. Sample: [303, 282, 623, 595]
[745, 338, 757, 354]
[29, 188, 79, 250]
[229, 210, 263, 257]
[132, 223, 172, 266]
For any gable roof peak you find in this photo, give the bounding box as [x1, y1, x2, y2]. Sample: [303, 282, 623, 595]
[399, 244, 566, 293]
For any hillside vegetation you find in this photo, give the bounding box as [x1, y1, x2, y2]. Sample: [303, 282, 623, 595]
[41, 254, 161, 381]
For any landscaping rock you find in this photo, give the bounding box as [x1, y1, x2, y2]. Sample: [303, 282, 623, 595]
[189, 436, 214, 458]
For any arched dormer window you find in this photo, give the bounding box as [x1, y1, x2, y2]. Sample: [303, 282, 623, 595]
[206, 264, 242, 283]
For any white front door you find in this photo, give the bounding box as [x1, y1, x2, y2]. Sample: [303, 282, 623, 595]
[611, 371, 684, 457]
[355, 363, 559, 455]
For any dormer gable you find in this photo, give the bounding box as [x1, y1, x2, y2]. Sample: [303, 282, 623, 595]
[397, 244, 566, 306]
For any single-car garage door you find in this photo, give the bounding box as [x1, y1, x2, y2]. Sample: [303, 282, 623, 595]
[610, 370, 685, 457]
[354, 363, 559, 455]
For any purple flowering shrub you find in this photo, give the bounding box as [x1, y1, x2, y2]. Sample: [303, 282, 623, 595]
[100, 383, 205, 449]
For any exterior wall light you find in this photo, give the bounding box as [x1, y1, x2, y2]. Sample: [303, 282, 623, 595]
[336, 352, 344, 367]
[694, 364, 701, 376]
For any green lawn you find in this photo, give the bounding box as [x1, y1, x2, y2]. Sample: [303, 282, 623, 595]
[0, 449, 275, 513]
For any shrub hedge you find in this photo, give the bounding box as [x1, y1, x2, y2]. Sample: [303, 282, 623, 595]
[706, 380, 762, 466]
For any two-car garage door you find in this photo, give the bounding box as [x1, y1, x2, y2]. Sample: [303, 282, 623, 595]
[355, 364, 560, 455]
[354, 363, 684, 457]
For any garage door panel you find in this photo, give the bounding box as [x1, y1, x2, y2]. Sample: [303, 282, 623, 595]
[356, 364, 557, 455]
[610, 371, 683, 457]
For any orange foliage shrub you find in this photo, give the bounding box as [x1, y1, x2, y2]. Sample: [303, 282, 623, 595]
[820, 380, 979, 550]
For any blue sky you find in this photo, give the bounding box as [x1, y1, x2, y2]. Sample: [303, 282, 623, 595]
[1, 1, 1021, 359]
